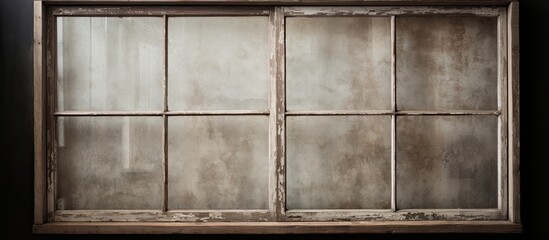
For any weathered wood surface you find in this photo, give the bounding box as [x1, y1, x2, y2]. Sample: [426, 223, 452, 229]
[34, 221, 522, 234]
[52, 6, 271, 16]
[53, 110, 269, 116]
[507, 1, 520, 224]
[284, 6, 502, 16]
[34, 0, 520, 232]
[497, 8, 509, 219]
[272, 6, 286, 221]
[45, 6, 56, 222]
[41, 0, 515, 6]
[54, 210, 271, 222]
[34, 0, 46, 225]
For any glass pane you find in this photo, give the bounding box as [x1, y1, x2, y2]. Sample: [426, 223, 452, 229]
[57, 17, 164, 111]
[168, 116, 268, 209]
[286, 116, 391, 209]
[286, 17, 392, 111]
[396, 116, 498, 209]
[56, 117, 163, 210]
[168, 17, 269, 111]
[396, 17, 498, 110]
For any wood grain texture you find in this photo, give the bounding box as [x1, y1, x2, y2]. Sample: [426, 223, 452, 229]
[54, 210, 271, 222]
[34, 0, 46, 225]
[507, 1, 520, 224]
[45, 6, 57, 222]
[285, 110, 499, 115]
[283, 6, 502, 16]
[496, 7, 508, 219]
[33, 221, 521, 234]
[34, 1, 520, 232]
[53, 110, 269, 116]
[273, 7, 286, 221]
[267, 8, 276, 220]
[40, 0, 515, 6]
[390, 15, 397, 212]
[162, 14, 169, 212]
[50, 208, 504, 222]
[285, 209, 502, 221]
[52, 6, 271, 16]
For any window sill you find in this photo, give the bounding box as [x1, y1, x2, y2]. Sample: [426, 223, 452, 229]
[33, 221, 522, 234]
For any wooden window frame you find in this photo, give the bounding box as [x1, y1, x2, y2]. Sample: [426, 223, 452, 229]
[33, 0, 521, 234]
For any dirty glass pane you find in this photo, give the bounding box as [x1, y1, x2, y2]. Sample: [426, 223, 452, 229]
[168, 17, 269, 111]
[56, 117, 163, 210]
[286, 17, 392, 111]
[168, 116, 269, 209]
[396, 116, 498, 209]
[396, 17, 498, 111]
[56, 17, 164, 111]
[286, 116, 392, 209]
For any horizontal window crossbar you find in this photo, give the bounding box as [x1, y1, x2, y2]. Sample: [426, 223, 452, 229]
[285, 110, 500, 116]
[53, 110, 270, 116]
[52, 6, 271, 16]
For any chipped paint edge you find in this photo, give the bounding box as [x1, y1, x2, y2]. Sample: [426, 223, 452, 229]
[283, 6, 502, 17]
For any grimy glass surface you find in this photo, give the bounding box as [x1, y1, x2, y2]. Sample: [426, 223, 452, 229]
[286, 17, 392, 111]
[396, 116, 498, 209]
[56, 117, 163, 210]
[168, 116, 269, 209]
[286, 116, 392, 209]
[396, 16, 498, 111]
[168, 17, 269, 111]
[56, 17, 164, 111]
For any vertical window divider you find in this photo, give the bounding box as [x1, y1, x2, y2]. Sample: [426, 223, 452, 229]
[47, 8, 57, 221]
[270, 6, 286, 221]
[390, 15, 397, 212]
[162, 14, 169, 212]
[497, 8, 509, 219]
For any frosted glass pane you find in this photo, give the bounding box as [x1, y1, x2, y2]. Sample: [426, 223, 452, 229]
[57, 117, 163, 210]
[168, 17, 269, 111]
[396, 116, 498, 208]
[396, 17, 498, 110]
[168, 116, 268, 209]
[56, 17, 164, 111]
[286, 17, 391, 111]
[287, 116, 392, 209]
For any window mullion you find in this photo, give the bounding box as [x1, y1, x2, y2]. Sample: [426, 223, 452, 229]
[269, 6, 286, 221]
[162, 14, 169, 212]
[390, 15, 397, 212]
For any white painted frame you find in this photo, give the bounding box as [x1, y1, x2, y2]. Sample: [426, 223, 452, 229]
[33, 0, 521, 234]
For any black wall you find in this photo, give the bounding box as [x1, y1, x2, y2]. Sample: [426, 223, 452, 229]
[2, 0, 547, 239]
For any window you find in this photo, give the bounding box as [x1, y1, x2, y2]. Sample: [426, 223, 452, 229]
[33, 0, 521, 234]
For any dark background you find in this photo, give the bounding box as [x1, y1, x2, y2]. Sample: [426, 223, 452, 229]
[2, 0, 547, 239]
